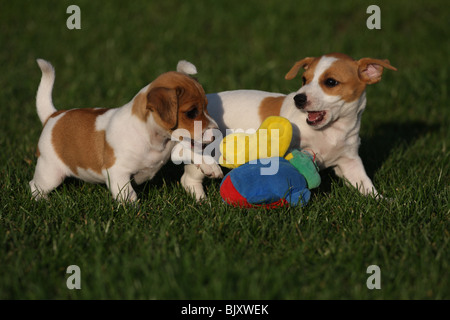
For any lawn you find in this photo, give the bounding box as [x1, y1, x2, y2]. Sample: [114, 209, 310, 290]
[0, 0, 448, 300]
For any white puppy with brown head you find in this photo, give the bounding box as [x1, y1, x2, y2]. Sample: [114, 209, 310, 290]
[182, 53, 397, 199]
[30, 59, 221, 202]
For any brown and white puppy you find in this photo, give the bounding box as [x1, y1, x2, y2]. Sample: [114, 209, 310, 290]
[182, 53, 397, 199]
[30, 59, 221, 201]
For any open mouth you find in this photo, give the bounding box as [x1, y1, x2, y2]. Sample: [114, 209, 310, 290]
[306, 111, 327, 126]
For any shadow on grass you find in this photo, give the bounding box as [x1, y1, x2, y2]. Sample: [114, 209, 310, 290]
[132, 162, 185, 195]
[317, 121, 439, 193]
[316, 120, 437, 195]
[360, 120, 437, 176]
[134, 162, 231, 201]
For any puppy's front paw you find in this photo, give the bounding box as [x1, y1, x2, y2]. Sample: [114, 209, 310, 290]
[197, 163, 223, 179]
[180, 173, 206, 201]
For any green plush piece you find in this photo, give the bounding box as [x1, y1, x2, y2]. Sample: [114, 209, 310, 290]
[286, 149, 321, 189]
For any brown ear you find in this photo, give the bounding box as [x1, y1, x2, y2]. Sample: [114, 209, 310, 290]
[147, 87, 180, 130]
[357, 58, 397, 84]
[131, 91, 149, 121]
[285, 57, 316, 80]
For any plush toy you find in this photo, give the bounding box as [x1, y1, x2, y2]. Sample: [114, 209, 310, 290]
[219, 116, 320, 208]
[220, 116, 292, 169]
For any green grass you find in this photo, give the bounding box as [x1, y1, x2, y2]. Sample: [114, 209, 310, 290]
[0, 0, 448, 299]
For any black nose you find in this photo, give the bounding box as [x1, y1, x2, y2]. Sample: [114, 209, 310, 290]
[294, 94, 307, 109]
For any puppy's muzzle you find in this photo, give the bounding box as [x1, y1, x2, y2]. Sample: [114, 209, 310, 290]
[294, 93, 307, 109]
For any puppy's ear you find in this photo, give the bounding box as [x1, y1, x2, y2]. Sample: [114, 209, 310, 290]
[285, 57, 316, 80]
[147, 87, 180, 130]
[357, 58, 397, 84]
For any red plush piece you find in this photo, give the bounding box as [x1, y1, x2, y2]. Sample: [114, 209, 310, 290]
[220, 175, 289, 209]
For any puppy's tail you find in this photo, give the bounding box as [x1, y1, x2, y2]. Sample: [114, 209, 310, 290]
[177, 60, 197, 75]
[36, 59, 57, 125]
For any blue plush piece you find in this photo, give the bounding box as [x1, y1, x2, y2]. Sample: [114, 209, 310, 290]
[220, 157, 311, 207]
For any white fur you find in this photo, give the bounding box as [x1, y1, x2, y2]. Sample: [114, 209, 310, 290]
[36, 59, 57, 124]
[303, 57, 340, 115]
[177, 60, 197, 75]
[30, 59, 221, 202]
[182, 55, 387, 199]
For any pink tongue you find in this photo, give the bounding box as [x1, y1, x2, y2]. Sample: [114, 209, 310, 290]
[308, 111, 323, 121]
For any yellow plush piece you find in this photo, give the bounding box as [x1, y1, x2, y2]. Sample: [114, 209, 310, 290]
[220, 116, 293, 169]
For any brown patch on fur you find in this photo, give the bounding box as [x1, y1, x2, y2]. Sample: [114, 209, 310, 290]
[259, 96, 285, 122]
[286, 53, 397, 103]
[146, 86, 180, 131]
[37, 110, 68, 157]
[131, 91, 149, 122]
[285, 57, 320, 82]
[319, 58, 366, 102]
[132, 71, 210, 140]
[319, 54, 397, 101]
[173, 83, 210, 140]
[325, 52, 355, 62]
[51, 108, 116, 175]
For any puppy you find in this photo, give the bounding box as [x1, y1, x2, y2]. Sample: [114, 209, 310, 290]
[182, 53, 397, 199]
[30, 59, 221, 201]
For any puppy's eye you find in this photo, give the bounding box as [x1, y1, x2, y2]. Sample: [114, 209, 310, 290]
[324, 78, 339, 88]
[302, 76, 307, 85]
[185, 107, 199, 119]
